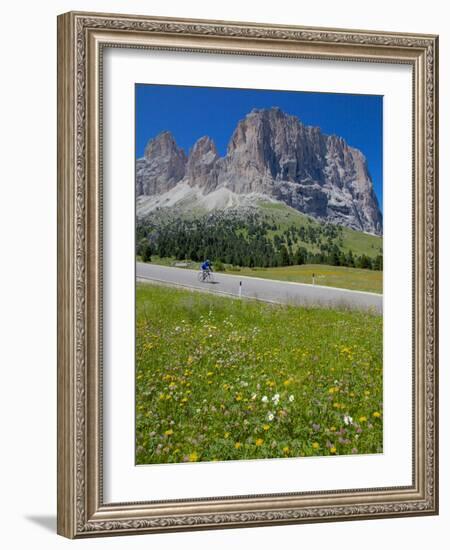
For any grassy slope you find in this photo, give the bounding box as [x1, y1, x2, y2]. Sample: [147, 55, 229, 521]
[229, 264, 382, 294]
[258, 201, 382, 258]
[136, 283, 383, 464]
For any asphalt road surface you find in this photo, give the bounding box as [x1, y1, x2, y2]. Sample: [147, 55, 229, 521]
[136, 263, 382, 313]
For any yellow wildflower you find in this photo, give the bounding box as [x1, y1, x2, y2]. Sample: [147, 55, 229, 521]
[312, 442, 320, 449]
[359, 416, 368, 423]
[372, 411, 381, 418]
[263, 424, 270, 431]
[234, 442, 242, 449]
[164, 429, 173, 436]
[255, 438, 264, 446]
[330, 446, 337, 454]
[188, 452, 198, 462]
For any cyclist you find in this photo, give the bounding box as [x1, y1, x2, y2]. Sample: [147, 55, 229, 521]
[201, 259, 213, 275]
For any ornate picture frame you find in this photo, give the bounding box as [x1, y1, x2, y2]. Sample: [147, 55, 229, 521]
[57, 11, 438, 538]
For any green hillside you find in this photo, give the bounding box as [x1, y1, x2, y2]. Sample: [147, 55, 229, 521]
[258, 201, 382, 259]
[137, 201, 383, 272]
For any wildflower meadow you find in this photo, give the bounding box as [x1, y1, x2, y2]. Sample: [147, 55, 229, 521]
[136, 283, 383, 464]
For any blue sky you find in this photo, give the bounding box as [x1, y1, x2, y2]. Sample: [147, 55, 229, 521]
[136, 84, 383, 209]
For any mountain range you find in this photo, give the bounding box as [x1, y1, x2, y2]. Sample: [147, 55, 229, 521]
[136, 107, 382, 235]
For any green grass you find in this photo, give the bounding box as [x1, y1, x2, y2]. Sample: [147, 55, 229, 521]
[225, 264, 382, 294]
[143, 255, 185, 267]
[258, 201, 383, 258]
[136, 283, 383, 464]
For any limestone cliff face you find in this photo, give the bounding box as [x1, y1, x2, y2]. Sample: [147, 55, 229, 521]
[186, 136, 219, 191]
[136, 108, 382, 235]
[136, 131, 187, 196]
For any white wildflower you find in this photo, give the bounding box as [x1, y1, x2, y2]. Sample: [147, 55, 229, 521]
[261, 396, 268, 403]
[343, 415, 353, 426]
[289, 395, 295, 402]
[267, 412, 274, 421]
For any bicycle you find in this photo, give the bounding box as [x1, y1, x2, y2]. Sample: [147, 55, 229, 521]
[197, 269, 214, 283]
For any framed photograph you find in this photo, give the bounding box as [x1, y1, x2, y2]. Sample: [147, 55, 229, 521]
[57, 11, 439, 538]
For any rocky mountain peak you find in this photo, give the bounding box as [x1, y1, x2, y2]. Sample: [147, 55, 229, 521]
[137, 131, 187, 196]
[227, 107, 298, 153]
[187, 136, 219, 189]
[190, 135, 218, 158]
[136, 108, 383, 235]
[144, 131, 180, 160]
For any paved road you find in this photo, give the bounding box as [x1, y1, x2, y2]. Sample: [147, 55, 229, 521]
[136, 263, 382, 313]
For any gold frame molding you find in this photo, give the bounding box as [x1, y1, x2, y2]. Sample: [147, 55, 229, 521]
[57, 11, 439, 538]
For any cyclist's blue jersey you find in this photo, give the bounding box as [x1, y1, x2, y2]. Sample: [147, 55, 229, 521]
[201, 261, 210, 270]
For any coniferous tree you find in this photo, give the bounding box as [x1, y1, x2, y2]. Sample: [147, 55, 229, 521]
[141, 240, 152, 262]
